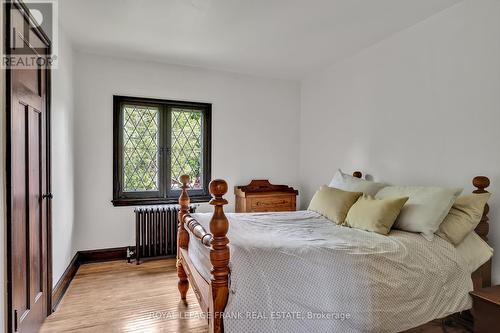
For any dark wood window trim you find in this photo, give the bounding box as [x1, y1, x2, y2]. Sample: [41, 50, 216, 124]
[112, 95, 212, 206]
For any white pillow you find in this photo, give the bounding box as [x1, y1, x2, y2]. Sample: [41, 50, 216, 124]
[329, 169, 387, 196]
[456, 232, 493, 273]
[375, 186, 462, 240]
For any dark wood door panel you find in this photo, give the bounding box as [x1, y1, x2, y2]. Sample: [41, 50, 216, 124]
[11, 103, 47, 333]
[7, 2, 51, 332]
[12, 67, 43, 111]
[28, 107, 43, 302]
[12, 103, 29, 321]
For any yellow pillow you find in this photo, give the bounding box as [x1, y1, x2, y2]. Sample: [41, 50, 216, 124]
[436, 193, 491, 245]
[344, 195, 409, 235]
[308, 186, 362, 224]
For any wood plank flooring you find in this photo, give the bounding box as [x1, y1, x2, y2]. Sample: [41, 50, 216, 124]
[41, 259, 207, 332]
[41, 258, 469, 333]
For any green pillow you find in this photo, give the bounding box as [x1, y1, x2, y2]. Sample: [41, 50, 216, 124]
[308, 186, 362, 224]
[344, 195, 409, 235]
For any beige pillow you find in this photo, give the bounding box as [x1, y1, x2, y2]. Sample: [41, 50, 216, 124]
[344, 195, 409, 235]
[436, 193, 491, 245]
[375, 186, 462, 240]
[456, 232, 493, 273]
[308, 186, 362, 224]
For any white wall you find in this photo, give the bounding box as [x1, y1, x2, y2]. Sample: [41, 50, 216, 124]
[300, 0, 500, 283]
[51, 27, 76, 286]
[73, 53, 300, 251]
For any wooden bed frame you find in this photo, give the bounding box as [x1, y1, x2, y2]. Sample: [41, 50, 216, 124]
[176, 172, 492, 333]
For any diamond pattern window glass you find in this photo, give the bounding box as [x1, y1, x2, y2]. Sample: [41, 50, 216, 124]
[171, 108, 203, 190]
[122, 105, 159, 192]
[113, 96, 211, 206]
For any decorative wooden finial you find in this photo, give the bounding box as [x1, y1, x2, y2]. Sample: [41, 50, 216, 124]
[473, 176, 490, 193]
[209, 179, 229, 333]
[180, 174, 190, 186]
[352, 171, 362, 179]
[177, 174, 191, 300]
[210, 179, 229, 202]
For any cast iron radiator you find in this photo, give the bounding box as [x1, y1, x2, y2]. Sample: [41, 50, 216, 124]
[133, 205, 196, 264]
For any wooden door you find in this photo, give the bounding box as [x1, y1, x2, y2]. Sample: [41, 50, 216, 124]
[7, 3, 52, 332]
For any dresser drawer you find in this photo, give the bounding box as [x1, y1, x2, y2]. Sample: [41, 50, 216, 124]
[249, 196, 294, 212]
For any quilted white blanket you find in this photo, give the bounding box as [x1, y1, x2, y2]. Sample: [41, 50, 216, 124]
[187, 211, 472, 333]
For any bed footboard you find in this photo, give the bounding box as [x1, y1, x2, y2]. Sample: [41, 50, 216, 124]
[176, 175, 230, 333]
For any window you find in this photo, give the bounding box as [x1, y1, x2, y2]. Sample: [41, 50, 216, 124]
[113, 96, 211, 206]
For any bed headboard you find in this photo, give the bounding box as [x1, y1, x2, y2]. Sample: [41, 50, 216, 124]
[352, 171, 492, 289]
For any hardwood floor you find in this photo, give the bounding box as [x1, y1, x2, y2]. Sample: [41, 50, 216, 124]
[41, 259, 207, 332]
[41, 258, 469, 333]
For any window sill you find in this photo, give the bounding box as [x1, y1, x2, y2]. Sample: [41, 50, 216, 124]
[111, 195, 212, 207]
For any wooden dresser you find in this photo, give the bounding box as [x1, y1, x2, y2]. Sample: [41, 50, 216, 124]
[234, 180, 298, 213]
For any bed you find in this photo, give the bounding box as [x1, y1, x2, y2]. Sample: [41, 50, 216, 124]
[175, 173, 492, 333]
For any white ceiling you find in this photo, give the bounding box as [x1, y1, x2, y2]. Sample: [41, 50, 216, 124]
[60, 0, 462, 80]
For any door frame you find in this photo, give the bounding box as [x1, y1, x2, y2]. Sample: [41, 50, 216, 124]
[4, 0, 53, 331]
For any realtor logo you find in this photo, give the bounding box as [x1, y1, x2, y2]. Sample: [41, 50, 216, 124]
[3, 0, 58, 69]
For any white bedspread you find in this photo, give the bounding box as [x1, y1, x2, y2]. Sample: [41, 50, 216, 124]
[187, 211, 472, 333]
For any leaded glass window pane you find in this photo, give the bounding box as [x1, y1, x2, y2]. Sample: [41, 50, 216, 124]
[113, 96, 211, 206]
[122, 104, 159, 191]
[171, 108, 203, 190]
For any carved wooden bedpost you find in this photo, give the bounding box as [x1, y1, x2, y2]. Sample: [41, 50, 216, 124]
[472, 176, 491, 288]
[208, 179, 230, 333]
[177, 174, 191, 299]
[473, 176, 490, 241]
